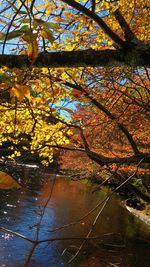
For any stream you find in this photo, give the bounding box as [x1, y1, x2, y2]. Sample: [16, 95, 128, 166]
[0, 167, 150, 267]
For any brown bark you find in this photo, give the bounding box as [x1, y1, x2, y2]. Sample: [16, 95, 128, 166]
[0, 45, 150, 68]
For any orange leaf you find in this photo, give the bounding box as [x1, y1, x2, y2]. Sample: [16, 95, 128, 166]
[0, 171, 21, 189]
[27, 40, 38, 63]
[71, 89, 86, 99]
[11, 84, 30, 101]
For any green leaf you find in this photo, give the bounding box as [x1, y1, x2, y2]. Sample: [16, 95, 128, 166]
[0, 26, 36, 41]
[33, 18, 46, 27]
[19, 25, 31, 31]
[45, 22, 59, 29]
[33, 18, 59, 29]
[0, 30, 23, 40]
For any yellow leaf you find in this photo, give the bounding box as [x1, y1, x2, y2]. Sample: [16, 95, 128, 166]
[40, 29, 55, 43]
[0, 171, 21, 189]
[22, 33, 38, 43]
[11, 84, 30, 101]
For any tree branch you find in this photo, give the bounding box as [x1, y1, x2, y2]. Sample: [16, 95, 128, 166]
[38, 143, 150, 166]
[61, 80, 140, 155]
[61, 0, 125, 48]
[113, 9, 138, 43]
[0, 45, 150, 68]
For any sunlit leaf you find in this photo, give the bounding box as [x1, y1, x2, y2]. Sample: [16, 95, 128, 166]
[33, 18, 59, 29]
[11, 84, 30, 101]
[22, 32, 38, 43]
[40, 29, 55, 42]
[27, 40, 38, 62]
[0, 171, 21, 189]
[0, 30, 23, 40]
[32, 18, 46, 27]
[71, 89, 86, 99]
[44, 22, 59, 29]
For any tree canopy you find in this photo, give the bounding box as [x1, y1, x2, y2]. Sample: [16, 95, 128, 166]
[0, 0, 150, 200]
[0, 0, 150, 67]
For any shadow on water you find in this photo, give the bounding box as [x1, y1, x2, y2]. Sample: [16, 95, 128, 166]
[0, 167, 150, 267]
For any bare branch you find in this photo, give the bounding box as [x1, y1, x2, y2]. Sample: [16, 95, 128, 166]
[0, 226, 34, 243]
[2, 0, 26, 54]
[113, 9, 138, 43]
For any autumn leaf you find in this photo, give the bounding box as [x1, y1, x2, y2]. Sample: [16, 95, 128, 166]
[11, 84, 30, 101]
[40, 29, 55, 43]
[0, 171, 21, 189]
[71, 89, 86, 99]
[27, 40, 38, 63]
[22, 32, 38, 43]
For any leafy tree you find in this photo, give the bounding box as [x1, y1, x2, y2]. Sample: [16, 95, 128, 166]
[0, 0, 149, 200]
[0, 0, 149, 67]
[59, 71, 150, 201]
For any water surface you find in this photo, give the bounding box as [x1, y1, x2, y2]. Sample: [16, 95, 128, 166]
[0, 170, 150, 267]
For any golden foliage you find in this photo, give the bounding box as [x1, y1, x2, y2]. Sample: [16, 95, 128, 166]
[0, 171, 21, 189]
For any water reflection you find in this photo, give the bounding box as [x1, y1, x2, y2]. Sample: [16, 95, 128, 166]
[0, 173, 150, 267]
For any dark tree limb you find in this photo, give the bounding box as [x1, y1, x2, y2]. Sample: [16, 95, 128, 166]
[61, 0, 125, 48]
[0, 45, 150, 68]
[91, 0, 96, 12]
[113, 9, 138, 43]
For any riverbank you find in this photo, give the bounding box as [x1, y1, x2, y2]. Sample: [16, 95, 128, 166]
[95, 178, 150, 228]
[58, 170, 150, 227]
[126, 205, 150, 227]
